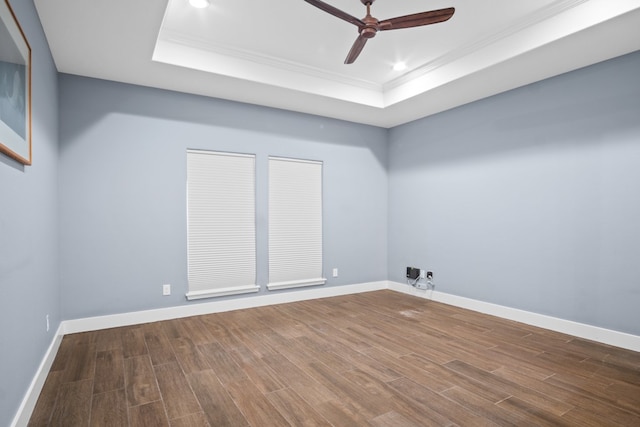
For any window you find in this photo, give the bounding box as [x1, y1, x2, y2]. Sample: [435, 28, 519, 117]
[186, 150, 258, 299]
[268, 156, 325, 290]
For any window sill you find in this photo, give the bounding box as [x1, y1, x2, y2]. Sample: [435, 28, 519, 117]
[267, 278, 327, 291]
[186, 284, 260, 300]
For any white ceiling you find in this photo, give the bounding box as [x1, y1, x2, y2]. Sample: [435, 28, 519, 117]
[34, 0, 640, 128]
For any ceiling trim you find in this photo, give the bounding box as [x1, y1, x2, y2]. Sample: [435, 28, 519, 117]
[153, 35, 386, 108]
[384, 0, 591, 92]
[157, 28, 383, 93]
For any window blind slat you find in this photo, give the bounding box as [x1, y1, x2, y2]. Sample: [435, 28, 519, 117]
[186, 150, 257, 299]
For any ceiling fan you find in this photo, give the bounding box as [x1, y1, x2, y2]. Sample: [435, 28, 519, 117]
[303, 0, 455, 64]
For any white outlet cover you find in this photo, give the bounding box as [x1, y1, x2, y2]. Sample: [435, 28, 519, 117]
[163, 284, 171, 296]
[332, 268, 338, 278]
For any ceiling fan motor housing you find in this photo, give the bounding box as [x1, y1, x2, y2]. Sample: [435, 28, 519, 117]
[361, 16, 379, 38]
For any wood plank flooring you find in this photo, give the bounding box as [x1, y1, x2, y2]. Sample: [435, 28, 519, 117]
[29, 290, 640, 426]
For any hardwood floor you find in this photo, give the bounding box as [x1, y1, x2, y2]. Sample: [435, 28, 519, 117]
[29, 290, 640, 426]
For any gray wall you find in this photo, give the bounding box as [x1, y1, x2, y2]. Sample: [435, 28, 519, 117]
[389, 51, 640, 336]
[58, 75, 389, 319]
[0, 1, 59, 425]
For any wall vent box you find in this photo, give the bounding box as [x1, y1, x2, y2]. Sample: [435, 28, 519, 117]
[406, 267, 420, 280]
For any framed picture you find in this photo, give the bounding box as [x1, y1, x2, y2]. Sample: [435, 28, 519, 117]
[0, 0, 31, 165]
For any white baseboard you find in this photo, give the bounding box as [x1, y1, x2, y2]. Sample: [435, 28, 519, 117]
[64, 279, 640, 351]
[62, 281, 388, 334]
[14, 279, 640, 426]
[388, 281, 640, 353]
[11, 324, 64, 427]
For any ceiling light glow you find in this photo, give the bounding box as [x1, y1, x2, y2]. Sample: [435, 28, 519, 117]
[189, 0, 209, 9]
[393, 62, 407, 71]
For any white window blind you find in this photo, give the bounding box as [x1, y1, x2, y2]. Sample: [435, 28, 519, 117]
[186, 150, 258, 300]
[268, 156, 325, 290]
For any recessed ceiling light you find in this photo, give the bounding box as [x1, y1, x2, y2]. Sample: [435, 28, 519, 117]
[393, 62, 407, 71]
[189, 0, 210, 9]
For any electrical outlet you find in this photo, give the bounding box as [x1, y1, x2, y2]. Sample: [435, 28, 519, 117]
[426, 271, 433, 280]
[419, 269, 426, 279]
[332, 268, 338, 278]
[163, 284, 171, 296]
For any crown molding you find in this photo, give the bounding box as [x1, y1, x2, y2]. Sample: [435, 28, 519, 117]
[384, 0, 592, 92]
[157, 28, 383, 93]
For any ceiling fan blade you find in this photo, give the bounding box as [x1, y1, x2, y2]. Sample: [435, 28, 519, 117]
[344, 35, 368, 64]
[378, 7, 455, 31]
[304, 0, 365, 28]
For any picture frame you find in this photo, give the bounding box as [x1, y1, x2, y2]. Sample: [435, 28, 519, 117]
[0, 0, 31, 165]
